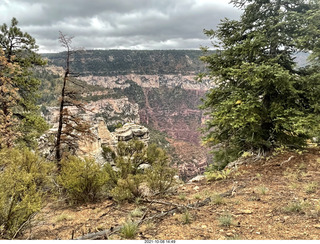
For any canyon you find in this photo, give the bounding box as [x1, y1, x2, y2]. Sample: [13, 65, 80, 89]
[40, 50, 214, 180]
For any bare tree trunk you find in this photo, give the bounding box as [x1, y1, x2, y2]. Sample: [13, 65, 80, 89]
[55, 32, 71, 170]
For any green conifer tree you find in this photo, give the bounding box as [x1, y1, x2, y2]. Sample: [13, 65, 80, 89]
[0, 17, 48, 148]
[199, 0, 320, 168]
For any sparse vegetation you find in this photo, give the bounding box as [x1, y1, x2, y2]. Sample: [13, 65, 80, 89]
[305, 182, 318, 194]
[193, 194, 202, 200]
[55, 213, 74, 223]
[284, 201, 305, 213]
[181, 210, 192, 225]
[218, 213, 233, 227]
[204, 169, 231, 182]
[210, 194, 225, 206]
[178, 193, 186, 201]
[130, 208, 144, 218]
[256, 185, 268, 195]
[120, 220, 138, 239]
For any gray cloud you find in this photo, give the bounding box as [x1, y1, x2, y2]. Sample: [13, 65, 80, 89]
[0, 0, 241, 52]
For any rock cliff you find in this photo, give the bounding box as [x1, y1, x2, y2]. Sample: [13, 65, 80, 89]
[39, 117, 150, 163]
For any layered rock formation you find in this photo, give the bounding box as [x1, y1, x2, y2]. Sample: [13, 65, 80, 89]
[44, 97, 140, 128]
[79, 74, 212, 90]
[41, 50, 214, 180]
[39, 117, 150, 163]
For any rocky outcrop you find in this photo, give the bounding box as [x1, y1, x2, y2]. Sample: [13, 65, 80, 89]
[114, 123, 149, 144]
[79, 120, 150, 162]
[39, 117, 150, 163]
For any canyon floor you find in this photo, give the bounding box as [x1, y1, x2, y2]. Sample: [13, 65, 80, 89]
[19, 147, 320, 240]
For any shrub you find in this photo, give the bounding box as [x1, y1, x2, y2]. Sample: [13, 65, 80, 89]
[284, 201, 305, 213]
[145, 144, 177, 195]
[109, 174, 144, 202]
[104, 141, 176, 202]
[57, 156, 109, 204]
[101, 145, 116, 162]
[0, 148, 54, 238]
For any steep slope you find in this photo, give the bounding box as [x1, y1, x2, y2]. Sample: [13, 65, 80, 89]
[20, 147, 320, 240]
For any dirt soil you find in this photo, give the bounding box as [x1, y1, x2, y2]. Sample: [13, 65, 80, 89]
[19, 147, 320, 240]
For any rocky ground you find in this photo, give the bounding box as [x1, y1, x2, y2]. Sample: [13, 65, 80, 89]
[19, 147, 320, 240]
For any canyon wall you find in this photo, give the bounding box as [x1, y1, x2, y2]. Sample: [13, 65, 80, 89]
[41, 50, 214, 180]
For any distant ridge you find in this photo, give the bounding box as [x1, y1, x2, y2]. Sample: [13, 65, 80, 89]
[42, 50, 212, 76]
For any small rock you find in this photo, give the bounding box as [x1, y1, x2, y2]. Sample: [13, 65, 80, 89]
[283, 216, 290, 221]
[138, 163, 151, 170]
[238, 209, 253, 214]
[201, 225, 207, 229]
[219, 229, 224, 232]
[188, 175, 205, 183]
[313, 225, 320, 229]
[256, 232, 261, 235]
[226, 233, 233, 237]
[193, 186, 200, 191]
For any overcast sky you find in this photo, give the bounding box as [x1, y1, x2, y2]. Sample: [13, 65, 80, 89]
[0, 0, 241, 53]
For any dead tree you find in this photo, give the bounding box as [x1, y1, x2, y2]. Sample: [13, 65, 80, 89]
[55, 32, 93, 170]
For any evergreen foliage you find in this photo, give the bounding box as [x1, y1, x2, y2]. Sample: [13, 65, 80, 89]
[0, 49, 20, 148]
[199, 0, 320, 167]
[104, 140, 177, 202]
[0, 18, 48, 148]
[145, 144, 176, 195]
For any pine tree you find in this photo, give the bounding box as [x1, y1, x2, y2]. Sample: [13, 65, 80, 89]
[55, 32, 93, 168]
[0, 17, 48, 148]
[199, 0, 319, 168]
[0, 50, 20, 148]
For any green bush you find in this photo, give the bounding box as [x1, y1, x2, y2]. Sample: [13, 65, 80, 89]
[0, 148, 54, 238]
[57, 156, 109, 204]
[101, 145, 116, 162]
[104, 141, 176, 202]
[145, 144, 176, 195]
[109, 174, 144, 202]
